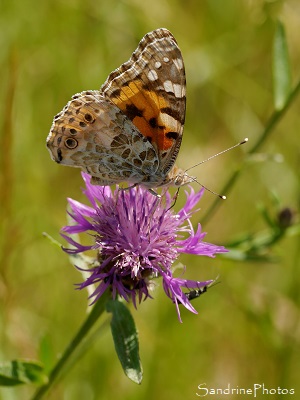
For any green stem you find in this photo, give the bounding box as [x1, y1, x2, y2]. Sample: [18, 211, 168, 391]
[201, 79, 300, 225]
[30, 291, 109, 400]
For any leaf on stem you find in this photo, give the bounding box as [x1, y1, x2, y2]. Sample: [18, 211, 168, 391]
[106, 300, 143, 384]
[0, 360, 48, 386]
[273, 21, 292, 110]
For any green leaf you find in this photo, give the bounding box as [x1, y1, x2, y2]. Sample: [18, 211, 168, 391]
[273, 21, 292, 110]
[106, 300, 143, 384]
[39, 335, 55, 374]
[0, 360, 48, 386]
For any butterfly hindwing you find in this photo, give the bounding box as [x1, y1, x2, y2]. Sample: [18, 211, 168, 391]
[47, 91, 160, 184]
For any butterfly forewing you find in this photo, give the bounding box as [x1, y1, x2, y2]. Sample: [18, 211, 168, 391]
[101, 28, 186, 175]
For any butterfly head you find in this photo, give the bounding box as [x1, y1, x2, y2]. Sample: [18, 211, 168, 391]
[163, 165, 196, 187]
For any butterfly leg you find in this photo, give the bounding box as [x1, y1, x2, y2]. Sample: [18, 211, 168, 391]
[147, 188, 161, 197]
[166, 187, 180, 211]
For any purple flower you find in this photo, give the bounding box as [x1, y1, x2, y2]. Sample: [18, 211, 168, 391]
[61, 172, 228, 322]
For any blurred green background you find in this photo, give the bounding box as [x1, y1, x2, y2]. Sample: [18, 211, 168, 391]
[1, 0, 300, 399]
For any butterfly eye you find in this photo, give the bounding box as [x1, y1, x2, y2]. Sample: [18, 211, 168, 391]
[174, 175, 183, 186]
[65, 137, 78, 149]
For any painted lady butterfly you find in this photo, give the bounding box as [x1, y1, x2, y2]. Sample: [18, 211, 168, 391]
[46, 28, 195, 191]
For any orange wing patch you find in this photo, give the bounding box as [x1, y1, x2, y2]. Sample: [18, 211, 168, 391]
[111, 80, 179, 152]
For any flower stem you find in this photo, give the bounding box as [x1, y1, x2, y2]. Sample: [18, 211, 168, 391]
[201, 78, 300, 225]
[30, 291, 110, 400]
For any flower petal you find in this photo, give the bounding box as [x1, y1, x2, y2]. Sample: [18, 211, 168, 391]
[61, 174, 227, 322]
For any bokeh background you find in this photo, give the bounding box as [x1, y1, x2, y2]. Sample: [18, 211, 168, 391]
[1, 0, 300, 399]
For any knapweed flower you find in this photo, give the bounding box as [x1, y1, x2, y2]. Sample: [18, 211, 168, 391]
[61, 172, 227, 322]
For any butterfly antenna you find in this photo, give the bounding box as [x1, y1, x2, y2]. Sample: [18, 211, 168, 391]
[188, 176, 226, 199]
[184, 138, 248, 200]
[185, 138, 248, 173]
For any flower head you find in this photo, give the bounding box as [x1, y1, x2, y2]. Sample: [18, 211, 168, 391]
[61, 172, 227, 322]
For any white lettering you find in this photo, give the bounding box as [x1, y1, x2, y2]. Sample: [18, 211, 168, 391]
[196, 382, 295, 397]
[223, 384, 230, 394]
[253, 383, 261, 397]
[262, 383, 269, 394]
[196, 383, 208, 397]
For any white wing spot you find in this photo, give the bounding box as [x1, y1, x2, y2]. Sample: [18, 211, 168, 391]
[147, 69, 158, 81]
[163, 57, 170, 63]
[155, 61, 162, 69]
[173, 83, 184, 98]
[173, 58, 183, 70]
[163, 80, 173, 93]
[163, 81, 184, 98]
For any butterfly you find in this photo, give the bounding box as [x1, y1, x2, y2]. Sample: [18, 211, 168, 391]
[46, 28, 195, 192]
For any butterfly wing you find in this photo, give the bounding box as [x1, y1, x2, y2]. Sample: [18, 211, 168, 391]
[101, 28, 186, 176]
[46, 91, 159, 185]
